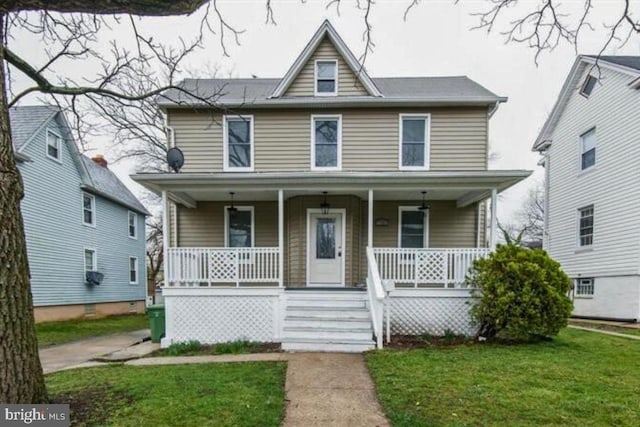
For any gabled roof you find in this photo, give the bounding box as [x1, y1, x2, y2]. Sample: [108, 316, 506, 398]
[533, 55, 640, 151]
[270, 20, 381, 98]
[9, 105, 149, 215]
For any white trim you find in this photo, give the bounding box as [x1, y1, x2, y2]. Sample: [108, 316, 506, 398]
[223, 115, 254, 172]
[314, 59, 338, 96]
[306, 208, 346, 287]
[367, 189, 373, 248]
[310, 114, 342, 171]
[489, 188, 498, 249]
[162, 191, 170, 283]
[224, 205, 255, 247]
[128, 211, 138, 239]
[576, 204, 594, 249]
[397, 206, 429, 248]
[278, 190, 284, 287]
[83, 247, 97, 272]
[398, 114, 430, 171]
[82, 192, 96, 227]
[578, 127, 596, 172]
[129, 256, 139, 285]
[45, 128, 63, 163]
[575, 277, 595, 297]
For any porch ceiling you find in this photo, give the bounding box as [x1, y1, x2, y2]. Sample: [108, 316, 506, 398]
[131, 170, 531, 208]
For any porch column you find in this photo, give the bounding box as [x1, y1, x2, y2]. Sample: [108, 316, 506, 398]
[162, 191, 170, 284]
[489, 188, 498, 250]
[278, 189, 284, 287]
[367, 189, 374, 248]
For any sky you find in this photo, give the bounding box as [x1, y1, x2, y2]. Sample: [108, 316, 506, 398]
[10, 0, 640, 222]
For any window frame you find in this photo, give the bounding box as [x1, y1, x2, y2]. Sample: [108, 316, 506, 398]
[223, 114, 254, 172]
[576, 205, 594, 248]
[314, 59, 338, 96]
[84, 248, 97, 273]
[575, 277, 594, 298]
[224, 206, 255, 248]
[310, 114, 342, 171]
[129, 256, 139, 284]
[397, 206, 430, 248]
[45, 129, 63, 163]
[579, 127, 596, 172]
[128, 211, 138, 239]
[398, 114, 431, 171]
[82, 192, 96, 227]
[580, 75, 597, 98]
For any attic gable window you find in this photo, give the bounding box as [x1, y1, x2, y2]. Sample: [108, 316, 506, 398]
[315, 60, 337, 96]
[580, 75, 597, 97]
[46, 129, 62, 162]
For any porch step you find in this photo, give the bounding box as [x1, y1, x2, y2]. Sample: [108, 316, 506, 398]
[282, 290, 375, 353]
[281, 337, 375, 353]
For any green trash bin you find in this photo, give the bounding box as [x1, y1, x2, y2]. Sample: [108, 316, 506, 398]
[148, 305, 165, 343]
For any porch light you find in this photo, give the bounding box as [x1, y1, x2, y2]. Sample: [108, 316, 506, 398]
[418, 191, 430, 211]
[320, 191, 330, 214]
[227, 192, 238, 213]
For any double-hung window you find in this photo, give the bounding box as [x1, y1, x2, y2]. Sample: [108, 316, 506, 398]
[398, 207, 428, 248]
[84, 249, 97, 272]
[575, 278, 594, 297]
[129, 256, 138, 284]
[578, 205, 594, 247]
[225, 206, 254, 248]
[580, 128, 596, 170]
[224, 115, 254, 171]
[82, 193, 96, 226]
[46, 130, 62, 162]
[399, 114, 430, 170]
[315, 60, 337, 96]
[312, 115, 341, 170]
[128, 212, 137, 239]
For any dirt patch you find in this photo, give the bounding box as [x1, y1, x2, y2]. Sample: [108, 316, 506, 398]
[50, 385, 134, 426]
[569, 321, 640, 336]
[385, 334, 474, 350]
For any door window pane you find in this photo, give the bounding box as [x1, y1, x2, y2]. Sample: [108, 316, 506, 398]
[227, 118, 252, 168]
[316, 218, 336, 259]
[228, 210, 252, 247]
[400, 210, 425, 248]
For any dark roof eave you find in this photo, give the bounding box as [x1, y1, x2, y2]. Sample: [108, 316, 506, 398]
[81, 184, 150, 216]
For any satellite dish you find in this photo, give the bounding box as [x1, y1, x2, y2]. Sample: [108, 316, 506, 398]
[167, 147, 184, 173]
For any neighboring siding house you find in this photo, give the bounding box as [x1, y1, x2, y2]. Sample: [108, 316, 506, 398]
[134, 21, 531, 351]
[11, 105, 149, 322]
[533, 56, 640, 321]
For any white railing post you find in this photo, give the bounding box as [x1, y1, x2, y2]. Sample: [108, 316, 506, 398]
[162, 191, 170, 286]
[368, 189, 373, 248]
[490, 188, 498, 250]
[278, 189, 284, 287]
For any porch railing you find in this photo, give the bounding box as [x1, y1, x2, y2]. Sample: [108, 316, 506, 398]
[167, 247, 281, 287]
[373, 248, 490, 287]
[366, 247, 385, 349]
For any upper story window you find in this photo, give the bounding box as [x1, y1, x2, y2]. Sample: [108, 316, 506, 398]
[224, 115, 254, 172]
[311, 115, 341, 170]
[84, 248, 97, 272]
[315, 60, 337, 96]
[578, 205, 594, 247]
[580, 75, 597, 97]
[82, 193, 96, 226]
[399, 114, 430, 170]
[575, 278, 594, 297]
[129, 256, 139, 284]
[128, 211, 138, 239]
[398, 207, 428, 248]
[46, 129, 62, 162]
[225, 206, 254, 247]
[580, 128, 596, 170]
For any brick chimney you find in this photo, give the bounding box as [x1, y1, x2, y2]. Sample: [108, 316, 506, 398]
[91, 154, 108, 168]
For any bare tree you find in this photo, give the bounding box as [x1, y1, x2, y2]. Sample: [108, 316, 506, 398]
[499, 181, 545, 248]
[146, 215, 163, 291]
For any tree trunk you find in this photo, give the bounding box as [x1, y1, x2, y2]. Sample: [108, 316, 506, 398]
[0, 14, 48, 403]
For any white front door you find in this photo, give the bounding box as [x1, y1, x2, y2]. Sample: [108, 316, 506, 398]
[308, 211, 344, 286]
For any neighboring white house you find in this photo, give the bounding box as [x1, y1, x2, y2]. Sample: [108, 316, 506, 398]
[533, 55, 640, 321]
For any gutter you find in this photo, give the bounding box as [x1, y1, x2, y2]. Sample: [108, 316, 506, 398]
[15, 152, 32, 162]
[81, 184, 151, 216]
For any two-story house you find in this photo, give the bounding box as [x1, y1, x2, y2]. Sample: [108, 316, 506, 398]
[133, 21, 530, 351]
[11, 105, 149, 322]
[533, 55, 640, 322]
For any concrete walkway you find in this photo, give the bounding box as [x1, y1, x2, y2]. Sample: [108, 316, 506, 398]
[40, 329, 155, 373]
[568, 325, 640, 340]
[126, 352, 390, 426]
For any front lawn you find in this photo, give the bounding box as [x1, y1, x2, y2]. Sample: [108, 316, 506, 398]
[47, 362, 287, 426]
[367, 329, 640, 426]
[37, 314, 149, 347]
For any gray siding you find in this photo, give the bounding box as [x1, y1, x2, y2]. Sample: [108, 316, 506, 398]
[18, 115, 146, 306]
[167, 107, 489, 173]
[546, 65, 640, 277]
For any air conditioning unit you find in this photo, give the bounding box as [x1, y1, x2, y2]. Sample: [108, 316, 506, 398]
[85, 271, 104, 285]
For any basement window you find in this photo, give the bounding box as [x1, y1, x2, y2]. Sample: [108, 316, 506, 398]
[575, 278, 594, 297]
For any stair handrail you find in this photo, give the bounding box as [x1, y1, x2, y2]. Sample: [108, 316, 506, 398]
[366, 246, 385, 349]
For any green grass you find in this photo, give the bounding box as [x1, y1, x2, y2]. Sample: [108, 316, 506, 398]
[37, 314, 149, 347]
[47, 362, 287, 426]
[154, 340, 278, 357]
[367, 329, 640, 426]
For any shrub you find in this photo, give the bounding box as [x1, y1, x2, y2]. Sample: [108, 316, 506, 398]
[163, 340, 201, 356]
[466, 244, 573, 340]
[214, 340, 259, 354]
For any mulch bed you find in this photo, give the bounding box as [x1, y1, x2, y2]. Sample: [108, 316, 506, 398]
[385, 334, 474, 349]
